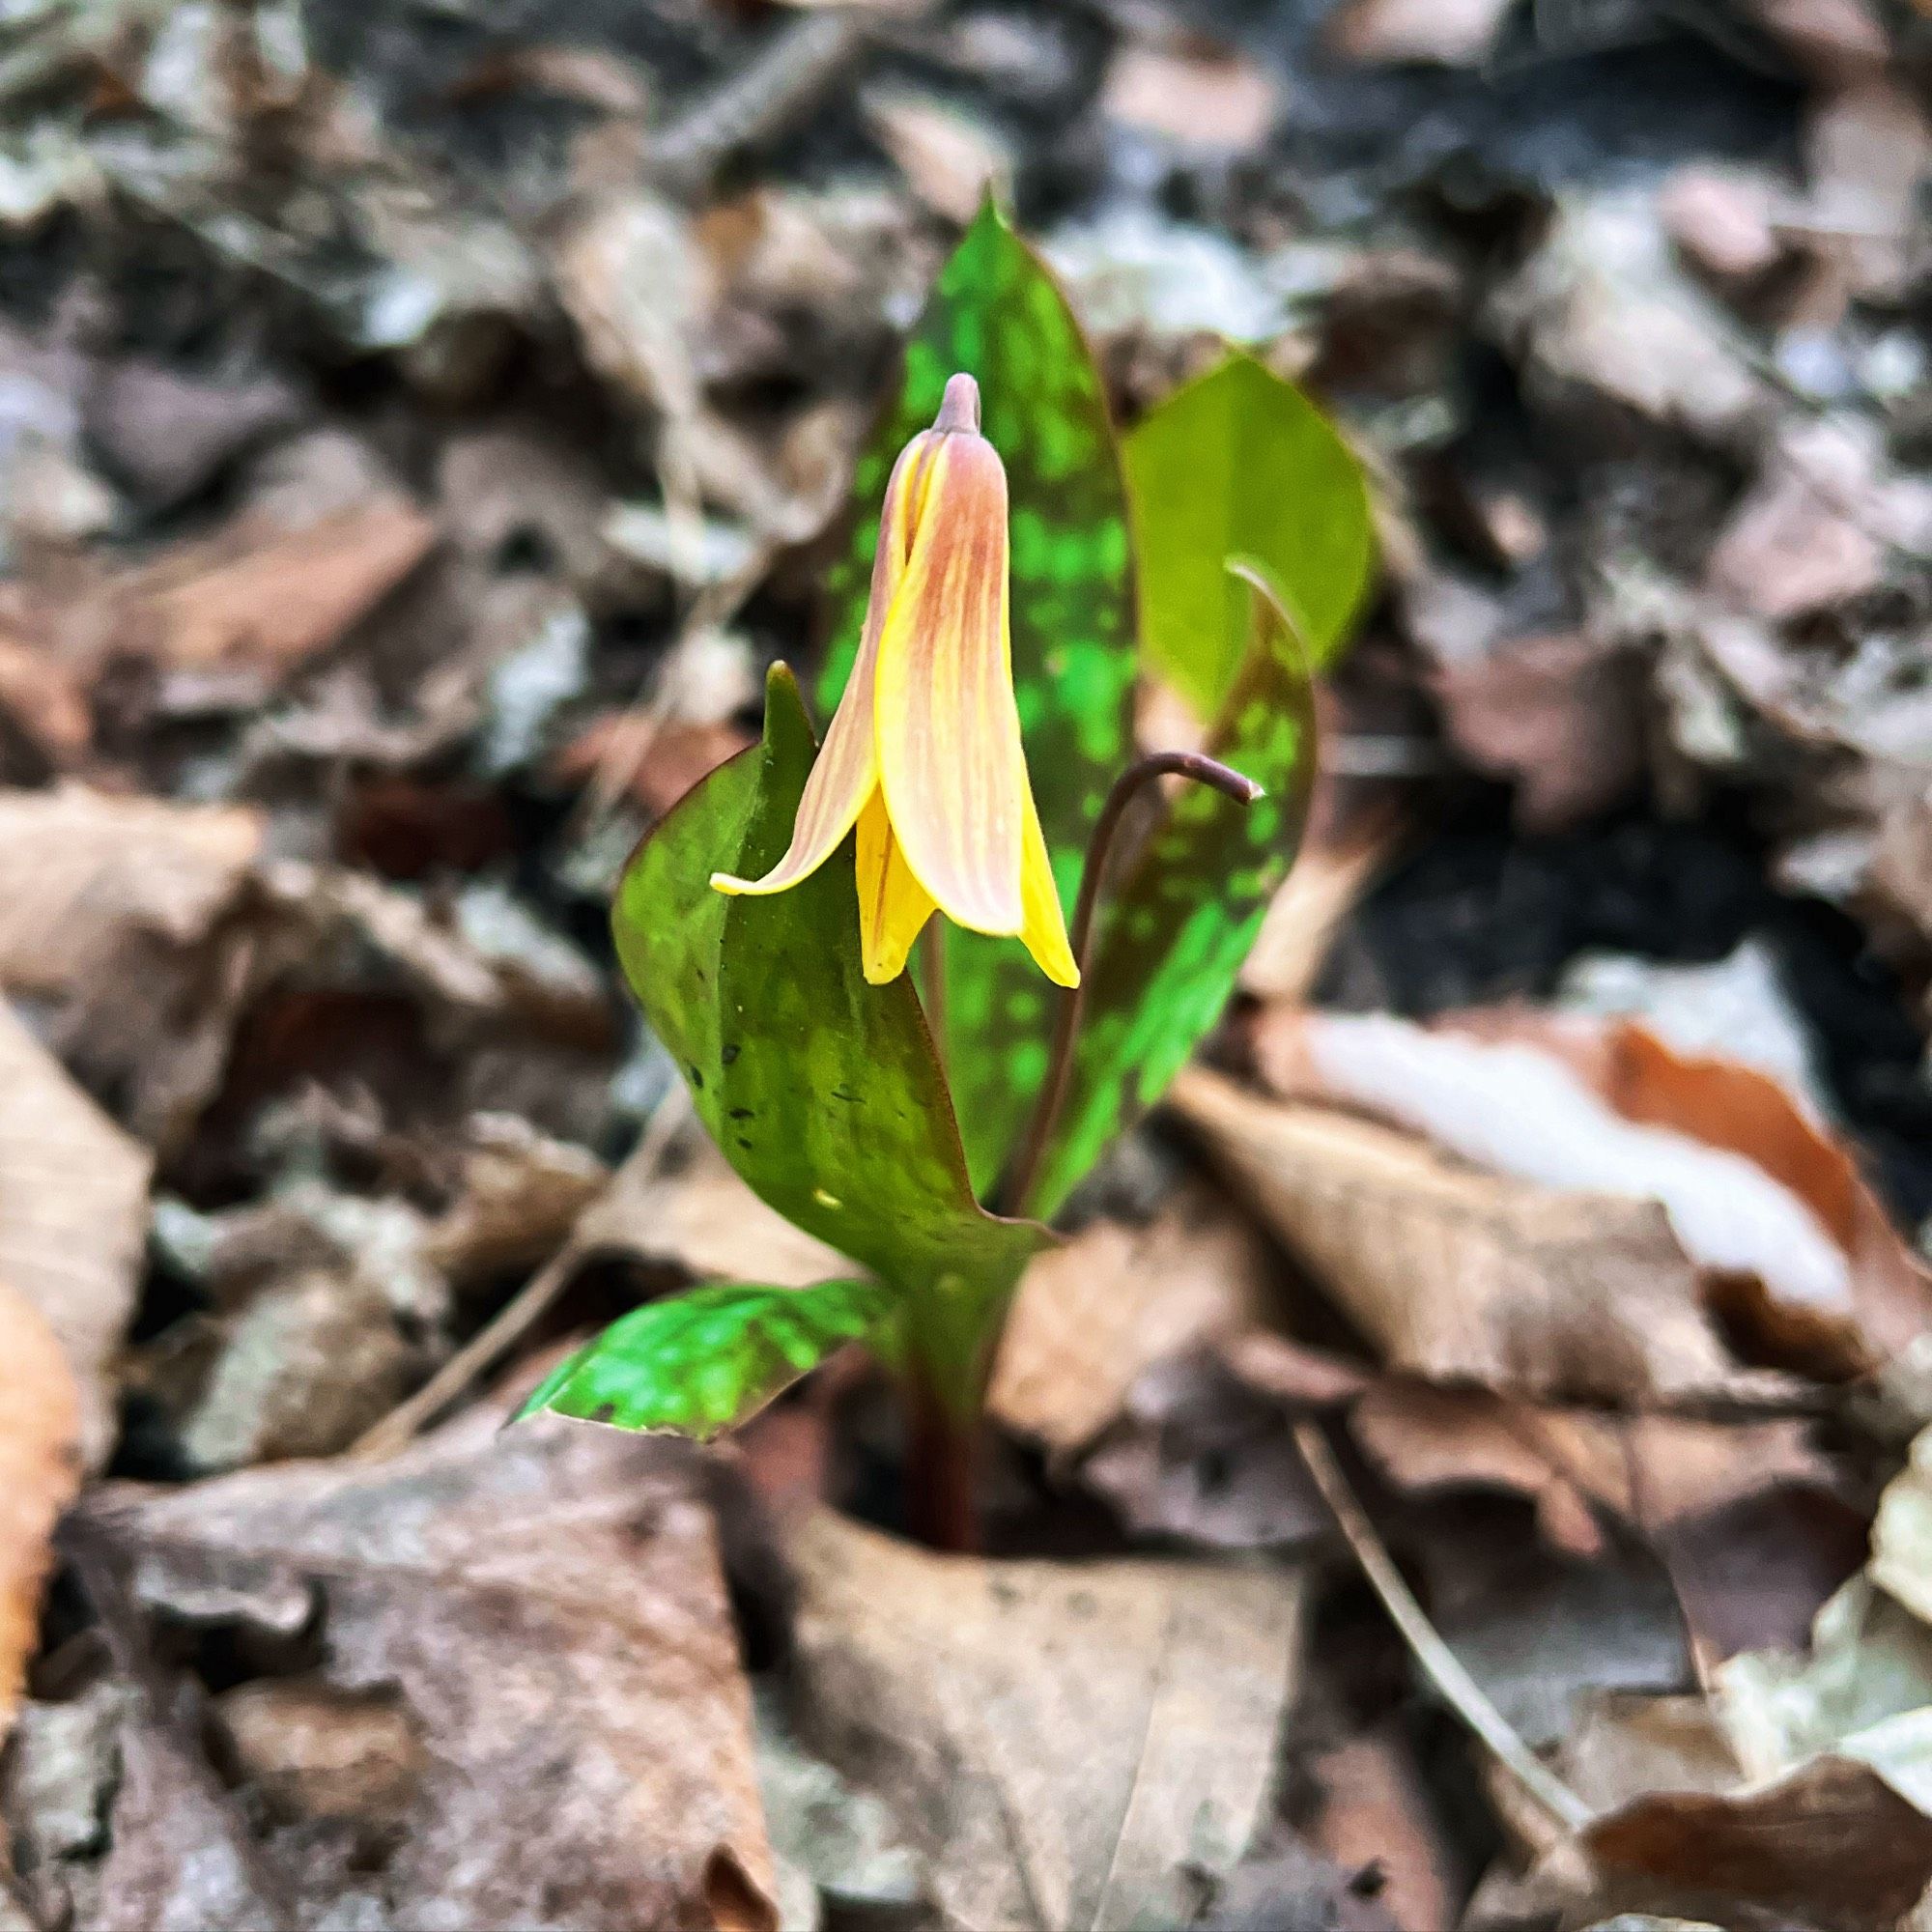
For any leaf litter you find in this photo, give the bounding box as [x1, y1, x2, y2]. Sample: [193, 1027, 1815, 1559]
[0, 0, 1926, 1924]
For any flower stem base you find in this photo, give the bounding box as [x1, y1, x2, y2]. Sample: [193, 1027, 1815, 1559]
[905, 1378, 980, 1553]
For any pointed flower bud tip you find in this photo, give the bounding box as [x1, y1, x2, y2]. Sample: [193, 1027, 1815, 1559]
[934, 372, 980, 435]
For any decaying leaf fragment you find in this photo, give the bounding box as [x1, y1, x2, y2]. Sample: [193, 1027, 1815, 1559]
[80, 1408, 778, 1930]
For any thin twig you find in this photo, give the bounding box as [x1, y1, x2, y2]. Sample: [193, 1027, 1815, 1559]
[649, 12, 868, 196]
[349, 1086, 692, 1460]
[1292, 1417, 1593, 1835]
[1000, 750, 1262, 1218]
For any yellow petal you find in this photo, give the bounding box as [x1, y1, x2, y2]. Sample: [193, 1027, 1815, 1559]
[711, 435, 938, 899]
[1017, 790, 1079, 987]
[855, 788, 937, 984]
[872, 433, 1030, 937]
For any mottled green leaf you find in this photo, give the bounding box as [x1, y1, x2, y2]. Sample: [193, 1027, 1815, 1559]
[819, 196, 1135, 1197]
[1126, 352, 1372, 717]
[612, 663, 1047, 1397]
[1026, 567, 1318, 1219]
[518, 1277, 891, 1439]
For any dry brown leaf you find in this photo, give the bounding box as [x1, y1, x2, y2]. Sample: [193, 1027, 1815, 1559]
[0, 1002, 150, 1467]
[1431, 633, 1648, 833]
[1870, 1424, 1932, 1628]
[114, 500, 437, 678]
[1256, 1008, 1932, 1373]
[1169, 1065, 1758, 1406]
[862, 88, 1013, 224]
[0, 787, 262, 999]
[988, 1187, 1271, 1458]
[1353, 1381, 1837, 1560]
[1239, 826, 1394, 1003]
[1325, 0, 1513, 66]
[1577, 1755, 1932, 1929]
[0, 1285, 79, 1743]
[1100, 43, 1280, 151]
[420, 1116, 607, 1290]
[788, 1510, 1302, 1931]
[1306, 1727, 1463, 1932]
[82, 1407, 778, 1930]
[578, 1136, 850, 1289]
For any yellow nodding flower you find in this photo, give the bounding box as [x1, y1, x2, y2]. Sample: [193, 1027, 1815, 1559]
[711, 373, 1079, 990]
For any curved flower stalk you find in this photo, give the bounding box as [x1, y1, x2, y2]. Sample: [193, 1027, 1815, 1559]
[711, 374, 1077, 989]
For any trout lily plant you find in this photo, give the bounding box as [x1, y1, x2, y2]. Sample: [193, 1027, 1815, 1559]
[520, 203, 1373, 1548]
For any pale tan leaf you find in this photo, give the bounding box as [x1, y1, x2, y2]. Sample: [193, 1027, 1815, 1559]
[577, 1136, 850, 1291]
[988, 1187, 1270, 1457]
[789, 1510, 1302, 1932]
[0, 786, 262, 999]
[121, 499, 436, 677]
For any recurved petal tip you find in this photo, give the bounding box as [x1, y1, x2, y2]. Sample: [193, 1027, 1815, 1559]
[934, 372, 980, 435]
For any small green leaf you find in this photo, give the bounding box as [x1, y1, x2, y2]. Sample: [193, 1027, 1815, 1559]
[1126, 352, 1373, 718]
[612, 664, 1047, 1396]
[518, 1278, 891, 1438]
[1026, 567, 1319, 1219]
[819, 196, 1136, 1197]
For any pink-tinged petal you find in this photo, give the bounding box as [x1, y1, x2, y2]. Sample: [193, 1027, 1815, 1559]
[712, 436, 936, 898]
[855, 789, 936, 984]
[1017, 790, 1079, 987]
[872, 433, 1030, 937]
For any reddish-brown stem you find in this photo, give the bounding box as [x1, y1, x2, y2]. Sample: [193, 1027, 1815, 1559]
[999, 750, 1264, 1218]
[904, 1376, 980, 1552]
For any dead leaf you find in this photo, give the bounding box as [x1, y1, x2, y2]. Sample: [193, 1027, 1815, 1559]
[1306, 1727, 1463, 1932]
[1079, 1350, 1333, 1548]
[988, 1188, 1271, 1459]
[420, 1115, 606, 1290]
[1099, 43, 1280, 152]
[1660, 166, 1788, 290]
[0, 786, 262, 999]
[578, 1136, 850, 1290]
[0, 1286, 79, 1742]
[863, 88, 1013, 224]
[787, 1509, 1302, 1931]
[1325, 0, 1514, 66]
[1431, 633, 1648, 833]
[1169, 1065, 1760, 1406]
[1353, 1381, 1836, 1561]
[0, 1002, 150, 1467]
[1578, 1755, 1932, 1929]
[82, 1407, 778, 1929]
[113, 500, 437, 679]
[1871, 1425, 1932, 1628]
[1195, 1835, 1402, 1931]
[1255, 1008, 1932, 1373]
[1239, 825, 1394, 1003]
[1490, 191, 1768, 449]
